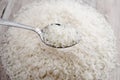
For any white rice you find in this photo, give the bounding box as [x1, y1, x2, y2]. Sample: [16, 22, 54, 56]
[41, 23, 80, 48]
[1, 0, 118, 80]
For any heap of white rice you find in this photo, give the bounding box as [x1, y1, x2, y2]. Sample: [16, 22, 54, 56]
[1, 0, 118, 80]
[41, 23, 80, 48]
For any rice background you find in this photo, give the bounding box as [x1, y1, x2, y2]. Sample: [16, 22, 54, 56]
[0, 0, 118, 80]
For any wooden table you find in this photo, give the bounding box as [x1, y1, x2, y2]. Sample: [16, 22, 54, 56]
[0, 0, 120, 80]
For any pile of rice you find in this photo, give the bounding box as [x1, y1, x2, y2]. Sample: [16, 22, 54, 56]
[41, 23, 80, 48]
[1, 0, 118, 80]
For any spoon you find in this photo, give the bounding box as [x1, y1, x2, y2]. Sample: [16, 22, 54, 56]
[0, 19, 80, 48]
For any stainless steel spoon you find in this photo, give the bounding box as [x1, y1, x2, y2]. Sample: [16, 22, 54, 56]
[0, 19, 80, 48]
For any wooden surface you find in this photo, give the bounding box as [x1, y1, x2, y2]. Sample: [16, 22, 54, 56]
[0, 0, 120, 80]
[0, 0, 10, 80]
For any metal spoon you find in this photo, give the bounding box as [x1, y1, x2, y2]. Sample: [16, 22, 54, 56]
[0, 19, 80, 48]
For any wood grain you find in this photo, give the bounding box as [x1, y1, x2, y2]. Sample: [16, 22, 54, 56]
[0, 0, 10, 80]
[0, 0, 7, 18]
[0, 0, 120, 80]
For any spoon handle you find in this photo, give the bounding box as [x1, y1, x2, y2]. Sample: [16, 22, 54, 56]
[0, 19, 35, 31]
